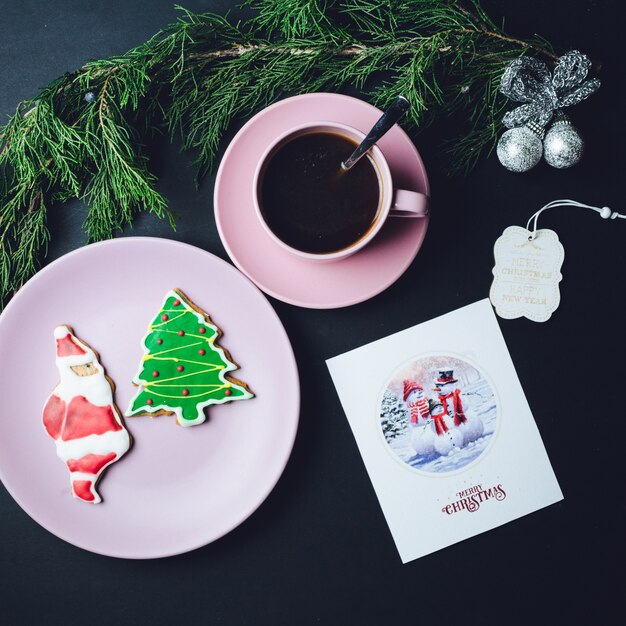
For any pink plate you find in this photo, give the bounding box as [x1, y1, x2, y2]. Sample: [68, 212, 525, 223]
[215, 93, 430, 308]
[0, 238, 299, 558]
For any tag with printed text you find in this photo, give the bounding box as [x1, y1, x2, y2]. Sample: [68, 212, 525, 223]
[490, 226, 564, 322]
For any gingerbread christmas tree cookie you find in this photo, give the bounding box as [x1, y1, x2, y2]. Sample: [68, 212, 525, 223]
[126, 289, 254, 426]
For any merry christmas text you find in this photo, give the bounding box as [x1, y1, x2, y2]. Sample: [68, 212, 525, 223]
[441, 483, 506, 515]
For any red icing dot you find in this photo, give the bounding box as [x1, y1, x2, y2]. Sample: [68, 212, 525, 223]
[173, 299, 181, 306]
[182, 389, 189, 396]
[152, 370, 159, 378]
[199, 349, 206, 355]
[178, 330, 185, 336]
[147, 399, 153, 405]
[157, 339, 163, 345]
[177, 365, 184, 372]
[224, 389, 232, 396]
[161, 313, 169, 321]
[199, 327, 206, 334]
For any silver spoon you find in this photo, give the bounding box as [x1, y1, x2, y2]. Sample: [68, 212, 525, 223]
[341, 96, 410, 171]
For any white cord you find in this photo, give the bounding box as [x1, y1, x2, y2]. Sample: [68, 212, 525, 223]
[526, 199, 626, 240]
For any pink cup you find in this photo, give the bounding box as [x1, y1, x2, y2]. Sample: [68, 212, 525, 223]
[253, 121, 429, 262]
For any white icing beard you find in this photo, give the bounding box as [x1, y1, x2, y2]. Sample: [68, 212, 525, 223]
[52, 328, 125, 425]
[54, 366, 114, 407]
[53, 327, 114, 405]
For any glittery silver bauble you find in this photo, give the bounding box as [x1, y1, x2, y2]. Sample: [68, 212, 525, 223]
[496, 125, 544, 172]
[543, 116, 584, 168]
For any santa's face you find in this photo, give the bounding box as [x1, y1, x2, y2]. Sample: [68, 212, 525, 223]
[56, 354, 111, 406]
[70, 362, 99, 377]
[438, 381, 456, 396]
[406, 389, 424, 403]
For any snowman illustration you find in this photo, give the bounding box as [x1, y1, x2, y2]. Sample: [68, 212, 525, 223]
[435, 368, 483, 445]
[403, 380, 437, 455]
[429, 397, 463, 456]
[403, 380, 429, 425]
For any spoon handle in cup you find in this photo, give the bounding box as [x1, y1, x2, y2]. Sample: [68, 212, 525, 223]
[341, 96, 410, 171]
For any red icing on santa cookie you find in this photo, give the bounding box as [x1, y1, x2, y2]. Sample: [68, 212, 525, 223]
[61, 396, 122, 440]
[43, 394, 66, 440]
[67, 452, 117, 474]
[72, 480, 96, 502]
[56, 333, 87, 357]
[42, 325, 131, 504]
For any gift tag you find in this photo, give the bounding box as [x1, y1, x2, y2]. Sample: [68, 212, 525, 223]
[490, 226, 564, 322]
[489, 199, 625, 323]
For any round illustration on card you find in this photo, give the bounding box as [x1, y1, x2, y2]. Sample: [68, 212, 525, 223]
[378, 354, 498, 475]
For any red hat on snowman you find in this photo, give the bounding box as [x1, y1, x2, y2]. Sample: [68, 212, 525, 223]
[403, 379, 424, 402]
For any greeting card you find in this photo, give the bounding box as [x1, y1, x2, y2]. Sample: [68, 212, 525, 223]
[326, 299, 562, 563]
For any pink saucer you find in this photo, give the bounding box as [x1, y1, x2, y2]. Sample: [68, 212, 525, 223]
[214, 93, 430, 309]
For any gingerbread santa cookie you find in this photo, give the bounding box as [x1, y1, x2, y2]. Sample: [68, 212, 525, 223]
[42, 326, 131, 504]
[126, 289, 254, 427]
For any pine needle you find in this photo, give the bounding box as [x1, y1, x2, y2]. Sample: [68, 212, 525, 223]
[0, 1, 566, 306]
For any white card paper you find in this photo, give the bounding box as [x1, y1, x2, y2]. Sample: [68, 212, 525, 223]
[490, 226, 564, 322]
[326, 300, 562, 563]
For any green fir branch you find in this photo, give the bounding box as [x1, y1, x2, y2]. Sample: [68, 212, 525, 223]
[0, 1, 576, 306]
[242, 0, 347, 42]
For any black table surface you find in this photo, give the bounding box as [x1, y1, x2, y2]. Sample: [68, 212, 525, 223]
[1, 1, 624, 624]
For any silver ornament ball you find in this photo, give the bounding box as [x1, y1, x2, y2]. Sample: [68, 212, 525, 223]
[543, 118, 584, 169]
[497, 126, 543, 172]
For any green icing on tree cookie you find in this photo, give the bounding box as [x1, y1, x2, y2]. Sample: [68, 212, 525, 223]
[126, 289, 254, 426]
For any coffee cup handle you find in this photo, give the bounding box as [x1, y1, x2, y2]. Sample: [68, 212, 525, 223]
[389, 189, 429, 218]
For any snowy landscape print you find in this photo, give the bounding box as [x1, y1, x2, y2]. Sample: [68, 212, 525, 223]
[379, 355, 497, 474]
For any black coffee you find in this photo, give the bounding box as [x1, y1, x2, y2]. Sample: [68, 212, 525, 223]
[259, 132, 381, 254]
